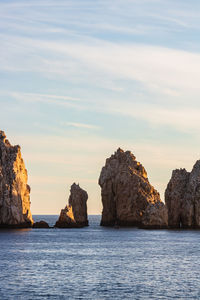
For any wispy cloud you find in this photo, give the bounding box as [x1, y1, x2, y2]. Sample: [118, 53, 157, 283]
[12, 92, 80, 102]
[1, 0, 200, 46]
[111, 101, 200, 133]
[9, 92, 84, 110]
[2, 35, 200, 98]
[7, 88, 200, 134]
[64, 122, 100, 130]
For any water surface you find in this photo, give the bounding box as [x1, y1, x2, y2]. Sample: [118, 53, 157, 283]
[0, 215, 199, 299]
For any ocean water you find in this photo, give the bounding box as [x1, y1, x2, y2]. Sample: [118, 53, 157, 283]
[0, 215, 200, 299]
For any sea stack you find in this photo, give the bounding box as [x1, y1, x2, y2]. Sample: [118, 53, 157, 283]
[99, 148, 168, 228]
[0, 130, 33, 228]
[165, 160, 200, 228]
[55, 183, 88, 228]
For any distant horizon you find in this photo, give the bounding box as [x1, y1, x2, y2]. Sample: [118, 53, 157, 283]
[32, 213, 101, 216]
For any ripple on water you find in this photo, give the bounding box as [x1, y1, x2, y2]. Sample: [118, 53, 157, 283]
[0, 215, 200, 299]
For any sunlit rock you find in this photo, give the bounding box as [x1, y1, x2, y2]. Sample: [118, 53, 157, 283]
[165, 160, 200, 228]
[99, 148, 168, 228]
[55, 183, 88, 228]
[0, 130, 33, 228]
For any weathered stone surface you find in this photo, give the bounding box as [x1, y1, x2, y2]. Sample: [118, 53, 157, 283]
[55, 183, 88, 228]
[33, 221, 49, 228]
[142, 202, 168, 229]
[99, 148, 168, 228]
[165, 161, 200, 228]
[0, 130, 33, 228]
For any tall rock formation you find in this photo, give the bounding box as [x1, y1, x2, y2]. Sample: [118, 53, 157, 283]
[165, 160, 200, 228]
[99, 148, 168, 228]
[55, 183, 88, 228]
[0, 131, 33, 228]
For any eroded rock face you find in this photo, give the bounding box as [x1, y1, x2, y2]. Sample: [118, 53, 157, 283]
[0, 131, 33, 228]
[142, 202, 168, 229]
[55, 183, 88, 228]
[99, 148, 168, 228]
[165, 161, 200, 228]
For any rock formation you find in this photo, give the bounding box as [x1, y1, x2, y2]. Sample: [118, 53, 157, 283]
[0, 131, 33, 228]
[99, 148, 168, 228]
[165, 160, 200, 228]
[33, 221, 49, 228]
[141, 202, 168, 229]
[55, 183, 88, 228]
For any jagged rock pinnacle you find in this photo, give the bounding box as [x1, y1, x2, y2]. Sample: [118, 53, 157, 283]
[99, 148, 168, 228]
[55, 183, 88, 228]
[0, 130, 33, 228]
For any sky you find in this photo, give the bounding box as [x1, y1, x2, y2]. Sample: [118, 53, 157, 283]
[1, 0, 200, 214]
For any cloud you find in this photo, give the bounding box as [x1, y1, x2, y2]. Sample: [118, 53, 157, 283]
[2, 34, 200, 99]
[11, 92, 80, 102]
[1, 0, 200, 99]
[64, 122, 100, 130]
[7, 88, 200, 134]
[9, 92, 84, 110]
[111, 101, 200, 133]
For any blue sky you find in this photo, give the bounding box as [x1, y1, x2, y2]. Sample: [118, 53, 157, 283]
[1, 0, 200, 214]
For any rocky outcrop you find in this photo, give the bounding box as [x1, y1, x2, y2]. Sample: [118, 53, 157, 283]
[165, 160, 200, 228]
[33, 221, 49, 228]
[141, 202, 168, 229]
[55, 183, 88, 228]
[0, 131, 33, 228]
[99, 148, 168, 228]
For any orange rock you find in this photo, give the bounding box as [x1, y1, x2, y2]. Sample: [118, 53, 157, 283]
[55, 183, 88, 228]
[0, 131, 33, 228]
[99, 148, 168, 228]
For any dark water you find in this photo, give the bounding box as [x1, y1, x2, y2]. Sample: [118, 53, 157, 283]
[0, 215, 200, 299]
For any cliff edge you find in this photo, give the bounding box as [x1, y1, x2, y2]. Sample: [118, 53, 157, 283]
[0, 131, 33, 228]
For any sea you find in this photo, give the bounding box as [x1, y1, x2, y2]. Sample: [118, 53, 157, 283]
[0, 215, 200, 299]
